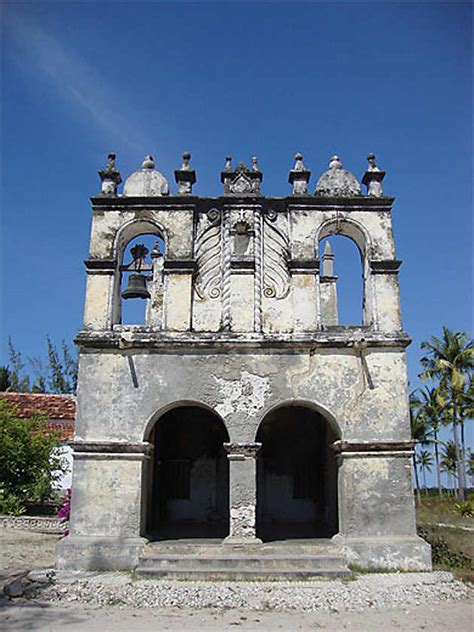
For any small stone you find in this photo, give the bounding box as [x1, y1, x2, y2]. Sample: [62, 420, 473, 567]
[4, 579, 24, 598]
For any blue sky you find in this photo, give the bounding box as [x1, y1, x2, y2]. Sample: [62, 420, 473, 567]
[2, 2, 472, 460]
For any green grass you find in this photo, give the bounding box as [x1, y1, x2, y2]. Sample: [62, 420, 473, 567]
[416, 491, 474, 528]
[416, 493, 473, 582]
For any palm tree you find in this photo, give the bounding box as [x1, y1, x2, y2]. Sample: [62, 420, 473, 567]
[458, 377, 473, 468]
[417, 449, 434, 492]
[468, 450, 474, 488]
[440, 441, 458, 495]
[415, 386, 444, 496]
[409, 391, 432, 500]
[420, 328, 474, 501]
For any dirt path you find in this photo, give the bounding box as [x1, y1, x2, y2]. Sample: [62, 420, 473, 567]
[2, 599, 473, 631]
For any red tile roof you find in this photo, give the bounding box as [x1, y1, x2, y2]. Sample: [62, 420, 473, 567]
[0, 393, 76, 442]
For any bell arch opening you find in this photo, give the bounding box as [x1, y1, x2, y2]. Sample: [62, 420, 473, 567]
[256, 404, 340, 541]
[117, 233, 165, 326]
[144, 405, 230, 540]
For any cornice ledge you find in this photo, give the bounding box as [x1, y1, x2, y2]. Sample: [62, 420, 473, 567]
[75, 329, 411, 350]
[73, 440, 153, 455]
[332, 440, 414, 454]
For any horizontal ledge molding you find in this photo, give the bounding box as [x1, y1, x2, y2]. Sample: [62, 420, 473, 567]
[73, 441, 153, 455]
[162, 259, 197, 274]
[289, 259, 320, 273]
[370, 259, 402, 274]
[76, 330, 411, 351]
[90, 195, 394, 212]
[332, 440, 414, 454]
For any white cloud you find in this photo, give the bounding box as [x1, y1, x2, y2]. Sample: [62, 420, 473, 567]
[4, 8, 150, 155]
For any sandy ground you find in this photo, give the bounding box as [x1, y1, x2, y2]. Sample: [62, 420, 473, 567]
[0, 529, 60, 582]
[1, 599, 473, 631]
[1, 528, 472, 631]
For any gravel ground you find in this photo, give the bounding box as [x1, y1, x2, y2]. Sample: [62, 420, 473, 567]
[40, 570, 471, 613]
[1, 527, 472, 630]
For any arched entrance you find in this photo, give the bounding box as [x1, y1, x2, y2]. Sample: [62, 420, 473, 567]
[145, 405, 230, 539]
[256, 404, 339, 541]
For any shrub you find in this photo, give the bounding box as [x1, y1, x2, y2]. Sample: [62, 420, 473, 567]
[0, 400, 68, 514]
[453, 502, 473, 518]
[418, 527, 472, 569]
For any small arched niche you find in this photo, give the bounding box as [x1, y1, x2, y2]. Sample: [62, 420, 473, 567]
[256, 403, 340, 541]
[143, 405, 230, 540]
[117, 233, 165, 326]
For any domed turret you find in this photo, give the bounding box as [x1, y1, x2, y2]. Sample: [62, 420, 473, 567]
[123, 155, 169, 196]
[315, 155, 361, 197]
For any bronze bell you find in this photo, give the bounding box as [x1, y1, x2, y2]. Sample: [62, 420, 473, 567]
[121, 273, 150, 300]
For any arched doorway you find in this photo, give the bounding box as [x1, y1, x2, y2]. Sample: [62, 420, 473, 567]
[145, 405, 230, 539]
[256, 404, 339, 541]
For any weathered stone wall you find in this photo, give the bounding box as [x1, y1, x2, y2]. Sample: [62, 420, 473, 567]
[74, 347, 411, 444]
[83, 197, 402, 335]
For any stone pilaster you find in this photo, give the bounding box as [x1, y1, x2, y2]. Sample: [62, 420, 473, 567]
[332, 441, 431, 570]
[223, 442, 262, 544]
[56, 441, 152, 571]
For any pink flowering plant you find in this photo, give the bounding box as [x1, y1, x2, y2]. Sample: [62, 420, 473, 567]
[57, 488, 71, 536]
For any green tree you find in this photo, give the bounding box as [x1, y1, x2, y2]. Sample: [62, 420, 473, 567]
[7, 337, 30, 392]
[420, 327, 474, 501]
[28, 356, 47, 393]
[0, 400, 68, 514]
[410, 391, 432, 500]
[46, 336, 78, 394]
[0, 366, 11, 392]
[468, 450, 474, 487]
[416, 449, 434, 492]
[413, 386, 444, 496]
[440, 441, 458, 495]
[61, 340, 78, 393]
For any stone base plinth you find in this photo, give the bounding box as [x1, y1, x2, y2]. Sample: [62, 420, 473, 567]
[223, 535, 263, 546]
[332, 534, 432, 571]
[56, 536, 147, 571]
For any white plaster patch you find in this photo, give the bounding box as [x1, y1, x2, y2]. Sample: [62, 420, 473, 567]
[213, 371, 271, 418]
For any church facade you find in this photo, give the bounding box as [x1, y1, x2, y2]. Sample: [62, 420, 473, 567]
[57, 151, 431, 574]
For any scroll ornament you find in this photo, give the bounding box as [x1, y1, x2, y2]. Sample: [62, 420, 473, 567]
[195, 209, 222, 299]
[262, 210, 290, 299]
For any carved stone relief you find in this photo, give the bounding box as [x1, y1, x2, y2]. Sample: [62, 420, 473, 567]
[194, 209, 222, 300]
[262, 210, 290, 299]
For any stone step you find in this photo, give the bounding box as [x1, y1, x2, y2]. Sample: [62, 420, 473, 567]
[138, 554, 346, 571]
[143, 542, 343, 556]
[136, 567, 350, 581]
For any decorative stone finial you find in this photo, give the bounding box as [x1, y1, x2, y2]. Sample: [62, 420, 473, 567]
[294, 153, 305, 171]
[315, 155, 361, 197]
[288, 152, 311, 195]
[362, 153, 385, 197]
[221, 157, 263, 195]
[142, 155, 155, 170]
[174, 152, 196, 195]
[181, 152, 191, 170]
[322, 240, 335, 277]
[98, 152, 122, 196]
[367, 153, 380, 172]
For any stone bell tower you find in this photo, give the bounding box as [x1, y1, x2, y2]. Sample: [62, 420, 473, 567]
[57, 150, 431, 575]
